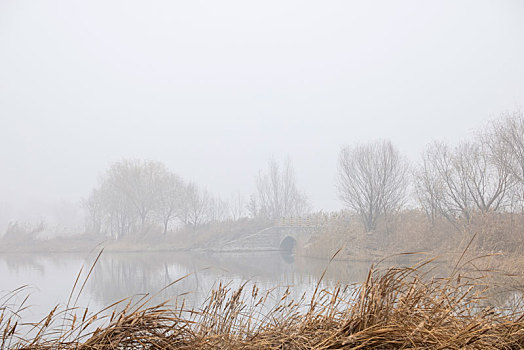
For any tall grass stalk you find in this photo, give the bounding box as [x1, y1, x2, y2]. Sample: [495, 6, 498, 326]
[1, 254, 523, 349]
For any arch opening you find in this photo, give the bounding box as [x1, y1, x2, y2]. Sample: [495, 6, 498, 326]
[279, 236, 296, 253]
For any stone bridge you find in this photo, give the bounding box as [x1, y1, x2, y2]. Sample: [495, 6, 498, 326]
[220, 217, 326, 252]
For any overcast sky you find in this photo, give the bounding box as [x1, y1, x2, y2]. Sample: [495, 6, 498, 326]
[1, 0, 524, 219]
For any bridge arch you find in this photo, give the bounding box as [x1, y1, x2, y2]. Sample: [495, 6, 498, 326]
[279, 235, 297, 252]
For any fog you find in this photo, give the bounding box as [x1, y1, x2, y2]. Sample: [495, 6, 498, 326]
[1, 3, 524, 345]
[1, 0, 524, 229]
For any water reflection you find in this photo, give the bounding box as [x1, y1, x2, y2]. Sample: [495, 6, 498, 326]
[1, 251, 520, 324]
[85, 251, 372, 310]
[0, 253, 91, 322]
[280, 250, 294, 264]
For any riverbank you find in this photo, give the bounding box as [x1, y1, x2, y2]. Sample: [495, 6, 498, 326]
[1, 257, 522, 349]
[0, 218, 273, 253]
[2, 212, 523, 285]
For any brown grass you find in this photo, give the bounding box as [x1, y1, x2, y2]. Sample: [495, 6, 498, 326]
[1, 252, 523, 349]
[303, 211, 524, 263]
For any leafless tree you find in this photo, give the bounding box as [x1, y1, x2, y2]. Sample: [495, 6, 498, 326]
[82, 187, 104, 236]
[416, 137, 514, 227]
[85, 159, 181, 237]
[208, 196, 229, 222]
[178, 182, 212, 227]
[247, 194, 259, 219]
[228, 192, 247, 221]
[154, 173, 185, 235]
[485, 111, 524, 211]
[414, 152, 442, 226]
[84, 159, 232, 237]
[456, 141, 512, 213]
[98, 179, 136, 239]
[102, 159, 167, 232]
[337, 140, 409, 232]
[417, 142, 476, 225]
[251, 158, 310, 220]
[490, 111, 524, 183]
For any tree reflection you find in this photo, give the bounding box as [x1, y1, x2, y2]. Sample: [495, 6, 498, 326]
[86, 251, 373, 310]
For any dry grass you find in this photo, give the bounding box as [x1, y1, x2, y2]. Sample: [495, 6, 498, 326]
[1, 252, 523, 349]
[303, 211, 524, 262]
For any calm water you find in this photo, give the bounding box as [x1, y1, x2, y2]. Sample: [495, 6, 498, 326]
[1, 250, 520, 331]
[0, 250, 376, 324]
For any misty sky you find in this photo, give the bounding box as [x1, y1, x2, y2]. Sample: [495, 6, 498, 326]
[1, 0, 524, 220]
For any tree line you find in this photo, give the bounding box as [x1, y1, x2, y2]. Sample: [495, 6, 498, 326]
[84, 160, 227, 238]
[84, 110, 523, 239]
[337, 111, 523, 231]
[83, 158, 310, 238]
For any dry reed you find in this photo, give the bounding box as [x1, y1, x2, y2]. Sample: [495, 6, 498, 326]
[1, 254, 523, 349]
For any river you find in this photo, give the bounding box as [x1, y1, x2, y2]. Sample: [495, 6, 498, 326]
[0, 250, 378, 324]
[1, 249, 520, 336]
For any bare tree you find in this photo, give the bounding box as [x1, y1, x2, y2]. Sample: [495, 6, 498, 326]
[490, 111, 524, 183]
[178, 182, 212, 227]
[414, 152, 442, 226]
[485, 111, 524, 211]
[337, 140, 409, 232]
[417, 142, 474, 225]
[251, 158, 310, 221]
[85, 158, 233, 237]
[207, 196, 229, 223]
[456, 141, 512, 213]
[103, 159, 167, 231]
[106, 184, 135, 238]
[229, 192, 247, 221]
[85, 159, 185, 238]
[154, 173, 185, 235]
[416, 136, 514, 227]
[247, 194, 259, 219]
[82, 187, 104, 236]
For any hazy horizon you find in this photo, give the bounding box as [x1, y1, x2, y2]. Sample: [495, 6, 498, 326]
[2, 0, 524, 228]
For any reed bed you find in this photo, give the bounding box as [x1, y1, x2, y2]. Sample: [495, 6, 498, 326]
[1, 255, 523, 349]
